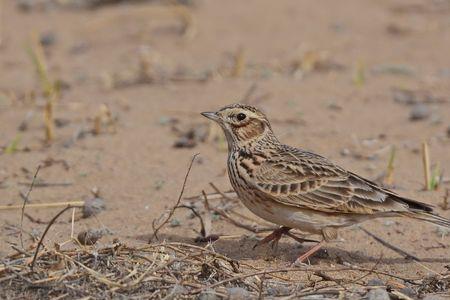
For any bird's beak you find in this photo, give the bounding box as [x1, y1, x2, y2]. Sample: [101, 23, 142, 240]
[201, 111, 220, 122]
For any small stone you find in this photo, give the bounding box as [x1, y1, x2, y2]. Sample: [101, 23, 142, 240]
[409, 104, 430, 121]
[82, 197, 106, 218]
[399, 287, 416, 298]
[198, 290, 218, 300]
[340, 148, 350, 156]
[17, 0, 34, 11]
[40, 31, 56, 47]
[170, 284, 187, 296]
[173, 136, 196, 148]
[327, 102, 342, 111]
[169, 219, 181, 227]
[392, 88, 416, 105]
[367, 279, 385, 286]
[383, 220, 396, 227]
[266, 282, 293, 296]
[77, 229, 105, 245]
[447, 126, 450, 138]
[226, 287, 250, 300]
[69, 41, 90, 55]
[54, 118, 70, 128]
[366, 288, 390, 300]
[159, 116, 171, 125]
[302, 296, 330, 300]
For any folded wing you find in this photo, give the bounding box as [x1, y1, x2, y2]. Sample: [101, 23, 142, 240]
[252, 147, 433, 215]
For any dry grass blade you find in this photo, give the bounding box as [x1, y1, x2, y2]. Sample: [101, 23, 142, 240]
[422, 142, 431, 190]
[201, 190, 212, 237]
[2, 239, 436, 298]
[209, 182, 237, 202]
[30, 205, 75, 270]
[231, 47, 246, 77]
[241, 83, 258, 103]
[26, 36, 58, 142]
[384, 146, 396, 186]
[359, 226, 420, 261]
[1, 201, 85, 211]
[20, 165, 41, 249]
[440, 188, 449, 210]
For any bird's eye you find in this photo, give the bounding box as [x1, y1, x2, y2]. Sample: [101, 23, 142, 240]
[236, 113, 246, 121]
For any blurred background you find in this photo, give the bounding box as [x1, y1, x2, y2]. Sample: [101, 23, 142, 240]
[1, 0, 450, 280]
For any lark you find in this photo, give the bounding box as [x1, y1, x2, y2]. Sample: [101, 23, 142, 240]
[201, 103, 450, 263]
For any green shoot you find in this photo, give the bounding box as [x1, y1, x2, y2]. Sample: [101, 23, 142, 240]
[4, 135, 21, 154]
[385, 146, 396, 185]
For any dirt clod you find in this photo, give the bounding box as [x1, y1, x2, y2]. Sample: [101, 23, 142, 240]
[409, 104, 430, 121]
[77, 228, 105, 245]
[82, 197, 106, 218]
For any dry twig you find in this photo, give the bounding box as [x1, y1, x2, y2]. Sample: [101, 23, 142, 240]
[360, 226, 420, 261]
[150, 153, 199, 242]
[30, 205, 75, 270]
[20, 165, 41, 249]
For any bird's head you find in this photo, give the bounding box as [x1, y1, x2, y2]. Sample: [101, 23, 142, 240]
[201, 103, 276, 149]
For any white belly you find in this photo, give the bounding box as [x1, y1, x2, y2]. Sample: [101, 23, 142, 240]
[238, 191, 361, 234]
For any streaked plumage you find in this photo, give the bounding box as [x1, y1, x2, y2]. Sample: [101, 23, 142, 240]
[201, 103, 450, 261]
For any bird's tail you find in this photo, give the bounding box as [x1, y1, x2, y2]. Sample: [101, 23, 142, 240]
[401, 211, 450, 228]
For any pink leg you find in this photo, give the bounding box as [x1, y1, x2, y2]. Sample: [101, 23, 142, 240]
[254, 227, 319, 250]
[295, 240, 325, 264]
[253, 226, 291, 249]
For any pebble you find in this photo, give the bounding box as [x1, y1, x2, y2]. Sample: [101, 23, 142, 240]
[170, 284, 187, 296]
[447, 125, 450, 138]
[40, 31, 56, 47]
[367, 278, 385, 286]
[169, 219, 181, 227]
[226, 287, 250, 300]
[392, 88, 416, 105]
[366, 288, 390, 300]
[372, 64, 415, 76]
[399, 287, 416, 298]
[77, 229, 104, 245]
[82, 197, 106, 218]
[302, 296, 331, 300]
[383, 220, 397, 227]
[340, 148, 350, 156]
[265, 282, 295, 296]
[409, 104, 430, 121]
[70, 41, 90, 55]
[17, 0, 34, 11]
[173, 136, 196, 148]
[198, 290, 218, 300]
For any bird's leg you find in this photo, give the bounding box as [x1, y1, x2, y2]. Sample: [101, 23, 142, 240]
[285, 231, 319, 244]
[254, 226, 317, 250]
[294, 240, 325, 264]
[253, 226, 291, 250]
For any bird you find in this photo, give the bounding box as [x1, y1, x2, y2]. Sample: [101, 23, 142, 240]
[201, 103, 450, 263]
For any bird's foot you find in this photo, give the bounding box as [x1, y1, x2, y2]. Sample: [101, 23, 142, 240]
[253, 227, 318, 251]
[285, 231, 319, 244]
[253, 226, 291, 250]
[292, 240, 325, 266]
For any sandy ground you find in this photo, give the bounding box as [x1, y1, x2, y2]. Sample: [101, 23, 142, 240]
[1, 0, 450, 297]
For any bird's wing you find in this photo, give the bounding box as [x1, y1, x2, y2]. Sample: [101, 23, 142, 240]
[251, 147, 432, 214]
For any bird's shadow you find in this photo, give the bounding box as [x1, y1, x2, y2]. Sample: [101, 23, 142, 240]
[132, 232, 450, 265]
